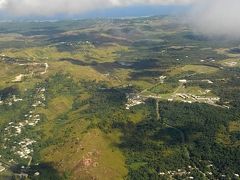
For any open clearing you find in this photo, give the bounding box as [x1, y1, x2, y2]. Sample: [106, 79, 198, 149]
[41, 128, 127, 180]
[169, 64, 219, 76]
[219, 58, 240, 67]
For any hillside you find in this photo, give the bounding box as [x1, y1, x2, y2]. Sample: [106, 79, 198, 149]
[0, 17, 239, 179]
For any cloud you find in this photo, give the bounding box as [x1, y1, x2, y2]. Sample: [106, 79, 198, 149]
[190, 0, 240, 39]
[0, 0, 194, 16]
[0, 0, 239, 39]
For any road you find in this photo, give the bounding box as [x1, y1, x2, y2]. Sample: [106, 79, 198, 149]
[155, 100, 186, 145]
[173, 82, 184, 95]
[27, 156, 32, 167]
[155, 99, 160, 120]
[0, 160, 11, 168]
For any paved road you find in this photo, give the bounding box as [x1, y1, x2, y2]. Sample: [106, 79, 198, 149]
[0, 160, 11, 168]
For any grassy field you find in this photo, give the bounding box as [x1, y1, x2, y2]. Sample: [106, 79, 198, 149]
[169, 64, 219, 76]
[0, 43, 128, 62]
[41, 128, 128, 180]
[34, 91, 128, 179]
[0, 62, 25, 88]
[215, 48, 240, 58]
[228, 121, 240, 132]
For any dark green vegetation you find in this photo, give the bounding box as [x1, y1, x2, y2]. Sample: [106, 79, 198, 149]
[0, 17, 239, 179]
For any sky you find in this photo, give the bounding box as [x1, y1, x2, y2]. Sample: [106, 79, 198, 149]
[0, 0, 239, 38]
[0, 0, 193, 17]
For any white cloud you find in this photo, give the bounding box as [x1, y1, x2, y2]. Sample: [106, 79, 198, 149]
[190, 0, 240, 39]
[0, 0, 239, 39]
[0, 0, 194, 16]
[0, 0, 7, 8]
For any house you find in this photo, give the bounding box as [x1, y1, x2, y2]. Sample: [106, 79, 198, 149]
[234, 174, 239, 177]
[179, 79, 187, 83]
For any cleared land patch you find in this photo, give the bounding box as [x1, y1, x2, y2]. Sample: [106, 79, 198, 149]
[219, 58, 240, 67]
[41, 129, 127, 180]
[169, 65, 219, 76]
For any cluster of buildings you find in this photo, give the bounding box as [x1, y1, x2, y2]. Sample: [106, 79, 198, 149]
[158, 163, 239, 179]
[175, 93, 220, 105]
[125, 93, 146, 110]
[0, 54, 49, 176]
[159, 167, 195, 179]
[3, 114, 41, 160]
[200, 57, 216, 63]
[159, 76, 167, 84]
[0, 95, 23, 106]
[15, 138, 36, 159]
[57, 41, 95, 54]
[1, 86, 46, 172]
